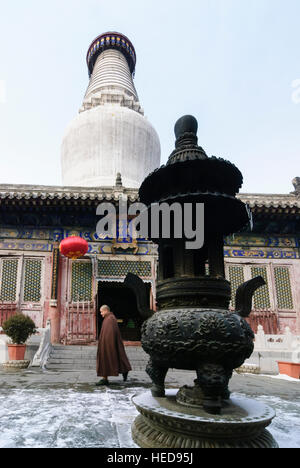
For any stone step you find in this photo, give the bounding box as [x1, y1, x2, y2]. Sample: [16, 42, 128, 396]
[51, 346, 97, 352]
[45, 344, 148, 371]
[49, 351, 97, 358]
[49, 351, 147, 359]
[46, 364, 97, 370]
[48, 359, 96, 364]
[50, 346, 147, 355]
[46, 363, 147, 371]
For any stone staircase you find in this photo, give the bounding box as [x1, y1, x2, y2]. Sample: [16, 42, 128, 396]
[45, 345, 149, 372]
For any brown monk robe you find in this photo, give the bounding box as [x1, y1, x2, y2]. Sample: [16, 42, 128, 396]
[96, 305, 132, 386]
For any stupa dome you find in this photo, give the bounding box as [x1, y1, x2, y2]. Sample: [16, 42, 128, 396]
[61, 32, 161, 188]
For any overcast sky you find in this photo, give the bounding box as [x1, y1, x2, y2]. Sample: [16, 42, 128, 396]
[0, 0, 299, 194]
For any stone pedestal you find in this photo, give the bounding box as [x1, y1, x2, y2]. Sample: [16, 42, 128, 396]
[2, 360, 30, 369]
[132, 390, 278, 448]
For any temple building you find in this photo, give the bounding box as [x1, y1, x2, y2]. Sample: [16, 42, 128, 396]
[0, 32, 299, 345]
[225, 178, 300, 335]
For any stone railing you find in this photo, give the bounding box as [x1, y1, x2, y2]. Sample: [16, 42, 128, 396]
[236, 326, 300, 374]
[30, 319, 52, 368]
[254, 325, 300, 353]
[0, 328, 9, 363]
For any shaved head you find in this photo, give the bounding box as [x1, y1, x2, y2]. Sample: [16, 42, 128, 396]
[100, 305, 111, 317]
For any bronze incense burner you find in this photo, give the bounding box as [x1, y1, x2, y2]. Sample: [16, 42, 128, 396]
[126, 115, 265, 415]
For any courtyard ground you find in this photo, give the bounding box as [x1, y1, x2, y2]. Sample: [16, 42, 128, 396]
[0, 366, 299, 448]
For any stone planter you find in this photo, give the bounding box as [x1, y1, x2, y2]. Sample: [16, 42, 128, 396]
[7, 344, 26, 361]
[2, 360, 30, 369]
[277, 361, 300, 379]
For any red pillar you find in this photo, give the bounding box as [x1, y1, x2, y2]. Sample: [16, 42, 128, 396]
[50, 243, 61, 343]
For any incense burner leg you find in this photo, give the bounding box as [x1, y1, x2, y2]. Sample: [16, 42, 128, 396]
[196, 364, 232, 414]
[146, 358, 169, 397]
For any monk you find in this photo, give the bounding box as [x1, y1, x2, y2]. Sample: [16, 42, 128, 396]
[96, 305, 132, 386]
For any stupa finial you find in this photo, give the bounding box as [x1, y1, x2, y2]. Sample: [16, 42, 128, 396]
[86, 32, 136, 78]
[115, 172, 123, 187]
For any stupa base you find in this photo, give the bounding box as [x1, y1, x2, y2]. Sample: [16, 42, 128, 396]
[132, 390, 278, 449]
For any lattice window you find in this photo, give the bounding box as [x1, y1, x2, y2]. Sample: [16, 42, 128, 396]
[97, 260, 152, 278]
[23, 259, 42, 303]
[0, 259, 18, 301]
[251, 266, 271, 309]
[71, 261, 93, 302]
[228, 265, 245, 308]
[274, 267, 294, 310]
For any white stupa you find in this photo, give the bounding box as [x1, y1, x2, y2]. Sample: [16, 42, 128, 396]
[61, 32, 161, 188]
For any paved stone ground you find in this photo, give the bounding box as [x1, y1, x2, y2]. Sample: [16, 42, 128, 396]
[0, 366, 299, 402]
[0, 365, 300, 448]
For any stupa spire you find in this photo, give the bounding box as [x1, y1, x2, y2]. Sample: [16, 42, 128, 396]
[80, 32, 143, 114]
[61, 32, 161, 188]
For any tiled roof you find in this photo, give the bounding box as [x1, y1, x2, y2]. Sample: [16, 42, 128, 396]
[0, 184, 299, 209]
[0, 184, 139, 202]
[238, 193, 300, 209]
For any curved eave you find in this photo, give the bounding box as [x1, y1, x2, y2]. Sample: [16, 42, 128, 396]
[238, 193, 300, 212]
[0, 184, 139, 204]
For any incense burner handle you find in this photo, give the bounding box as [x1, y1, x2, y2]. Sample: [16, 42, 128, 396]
[124, 273, 153, 319]
[235, 276, 265, 318]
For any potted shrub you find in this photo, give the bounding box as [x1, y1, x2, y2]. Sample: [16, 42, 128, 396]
[2, 314, 37, 361]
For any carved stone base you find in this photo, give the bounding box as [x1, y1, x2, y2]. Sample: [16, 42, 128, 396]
[2, 360, 30, 369]
[132, 390, 278, 449]
[176, 384, 205, 408]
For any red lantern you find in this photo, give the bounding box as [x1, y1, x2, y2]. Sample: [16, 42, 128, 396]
[59, 236, 89, 260]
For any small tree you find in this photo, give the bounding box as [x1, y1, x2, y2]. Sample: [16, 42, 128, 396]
[2, 314, 37, 345]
